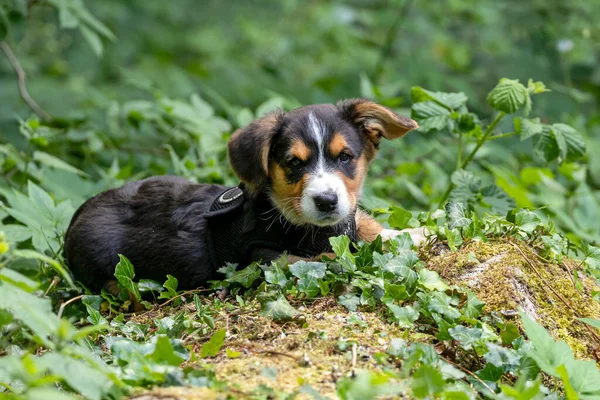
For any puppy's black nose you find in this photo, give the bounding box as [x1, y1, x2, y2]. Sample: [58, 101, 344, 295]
[314, 193, 338, 212]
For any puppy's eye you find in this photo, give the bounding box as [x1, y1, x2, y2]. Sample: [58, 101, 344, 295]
[338, 153, 352, 164]
[288, 158, 303, 168]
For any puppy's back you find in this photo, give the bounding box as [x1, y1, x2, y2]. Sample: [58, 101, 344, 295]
[64, 176, 225, 292]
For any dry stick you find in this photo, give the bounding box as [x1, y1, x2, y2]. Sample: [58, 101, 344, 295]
[43, 276, 59, 297]
[256, 350, 298, 360]
[57, 295, 84, 319]
[440, 356, 495, 396]
[1, 41, 52, 122]
[351, 343, 357, 369]
[512, 243, 600, 345]
[138, 288, 213, 316]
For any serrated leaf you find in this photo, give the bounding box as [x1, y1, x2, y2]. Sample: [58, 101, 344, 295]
[445, 201, 471, 229]
[261, 295, 299, 321]
[533, 127, 559, 163]
[481, 185, 516, 216]
[1, 224, 33, 242]
[487, 78, 528, 114]
[200, 329, 226, 358]
[411, 86, 468, 110]
[411, 101, 451, 132]
[514, 209, 542, 234]
[114, 254, 141, 301]
[551, 123, 586, 163]
[516, 118, 544, 141]
[33, 151, 87, 176]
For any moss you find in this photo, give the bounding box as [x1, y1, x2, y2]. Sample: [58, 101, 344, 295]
[426, 239, 600, 360]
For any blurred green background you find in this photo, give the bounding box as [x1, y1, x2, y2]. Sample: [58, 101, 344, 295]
[1, 0, 600, 241]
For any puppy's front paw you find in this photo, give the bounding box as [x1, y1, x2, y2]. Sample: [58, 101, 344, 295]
[381, 227, 430, 247]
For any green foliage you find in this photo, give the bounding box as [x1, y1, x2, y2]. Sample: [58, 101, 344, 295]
[1, 0, 600, 397]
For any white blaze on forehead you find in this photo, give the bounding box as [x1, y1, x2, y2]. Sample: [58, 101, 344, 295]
[308, 112, 325, 170]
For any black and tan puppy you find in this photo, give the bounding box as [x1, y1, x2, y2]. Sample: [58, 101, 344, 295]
[64, 99, 422, 294]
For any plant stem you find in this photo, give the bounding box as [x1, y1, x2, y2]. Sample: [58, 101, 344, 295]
[487, 131, 516, 141]
[456, 131, 463, 170]
[436, 111, 506, 208]
[1, 40, 52, 122]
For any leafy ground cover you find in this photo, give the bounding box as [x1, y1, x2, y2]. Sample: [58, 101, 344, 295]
[2, 1, 600, 399]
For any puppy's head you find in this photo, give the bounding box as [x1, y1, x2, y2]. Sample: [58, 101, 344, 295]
[228, 99, 418, 226]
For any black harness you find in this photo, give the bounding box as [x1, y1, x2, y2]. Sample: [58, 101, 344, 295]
[204, 185, 357, 269]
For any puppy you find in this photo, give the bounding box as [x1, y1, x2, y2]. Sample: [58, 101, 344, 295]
[64, 99, 420, 294]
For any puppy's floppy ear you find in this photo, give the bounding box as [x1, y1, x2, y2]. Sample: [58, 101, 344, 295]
[337, 98, 418, 145]
[228, 110, 283, 191]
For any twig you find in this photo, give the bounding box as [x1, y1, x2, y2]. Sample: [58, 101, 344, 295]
[441, 356, 495, 396]
[256, 350, 298, 360]
[43, 276, 60, 297]
[512, 243, 600, 344]
[1, 41, 52, 122]
[138, 288, 213, 316]
[57, 295, 84, 318]
[351, 343, 357, 369]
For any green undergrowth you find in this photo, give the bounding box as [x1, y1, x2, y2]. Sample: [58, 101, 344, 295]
[2, 199, 600, 399]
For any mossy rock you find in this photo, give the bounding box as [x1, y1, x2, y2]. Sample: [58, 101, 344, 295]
[424, 239, 600, 359]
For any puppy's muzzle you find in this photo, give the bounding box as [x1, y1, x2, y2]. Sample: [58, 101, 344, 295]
[313, 191, 338, 212]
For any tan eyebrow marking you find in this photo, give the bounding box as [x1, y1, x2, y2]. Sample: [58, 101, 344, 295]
[290, 139, 311, 161]
[329, 132, 348, 157]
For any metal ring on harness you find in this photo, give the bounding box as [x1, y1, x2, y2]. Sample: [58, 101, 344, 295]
[217, 187, 243, 204]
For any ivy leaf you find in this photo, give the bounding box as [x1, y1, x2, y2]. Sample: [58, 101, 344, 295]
[226, 262, 261, 288]
[461, 291, 485, 319]
[514, 209, 542, 234]
[487, 78, 528, 114]
[162, 275, 179, 298]
[427, 292, 461, 320]
[151, 335, 188, 365]
[338, 294, 360, 312]
[411, 364, 446, 398]
[449, 325, 483, 350]
[388, 206, 412, 230]
[261, 295, 299, 321]
[579, 318, 600, 330]
[411, 101, 451, 132]
[200, 329, 226, 358]
[114, 254, 141, 301]
[484, 343, 520, 369]
[418, 269, 449, 291]
[445, 201, 471, 230]
[264, 263, 289, 288]
[411, 87, 468, 110]
[387, 304, 419, 328]
[289, 261, 327, 298]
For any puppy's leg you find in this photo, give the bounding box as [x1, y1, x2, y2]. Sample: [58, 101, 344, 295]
[356, 210, 429, 246]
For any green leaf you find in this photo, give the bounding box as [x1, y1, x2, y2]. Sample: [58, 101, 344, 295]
[260, 295, 299, 321]
[480, 184, 516, 216]
[449, 170, 481, 207]
[0, 268, 40, 292]
[418, 269, 449, 291]
[200, 329, 226, 358]
[289, 261, 327, 298]
[338, 294, 360, 311]
[33, 151, 88, 176]
[114, 254, 141, 301]
[330, 235, 351, 257]
[449, 325, 483, 350]
[411, 87, 468, 110]
[514, 209, 542, 234]
[264, 263, 289, 288]
[515, 118, 544, 141]
[462, 291, 485, 319]
[551, 123, 586, 163]
[162, 275, 179, 297]
[483, 343, 520, 368]
[579, 318, 600, 330]
[487, 78, 528, 114]
[411, 101, 451, 132]
[80, 24, 104, 57]
[226, 262, 261, 288]
[445, 201, 471, 230]
[226, 348, 241, 358]
[557, 365, 579, 400]
[13, 249, 74, 288]
[152, 335, 188, 365]
[1, 224, 33, 242]
[533, 127, 559, 163]
[412, 364, 446, 398]
[427, 292, 461, 320]
[387, 304, 419, 328]
[388, 206, 412, 230]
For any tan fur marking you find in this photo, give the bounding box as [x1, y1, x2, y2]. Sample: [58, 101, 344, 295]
[354, 102, 418, 140]
[329, 132, 348, 157]
[268, 162, 307, 223]
[290, 139, 311, 161]
[355, 210, 385, 242]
